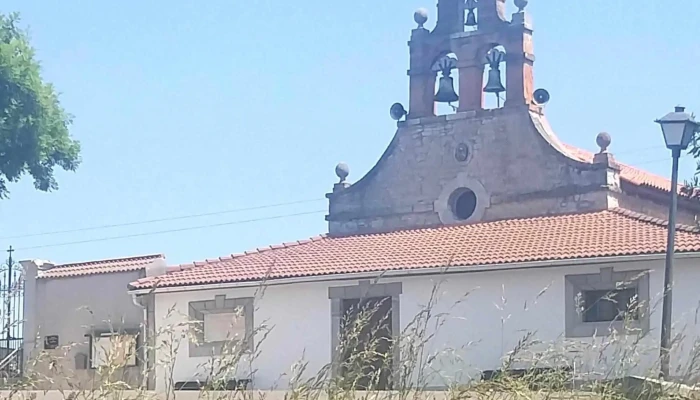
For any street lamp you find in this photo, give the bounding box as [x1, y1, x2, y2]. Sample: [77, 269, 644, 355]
[655, 106, 700, 379]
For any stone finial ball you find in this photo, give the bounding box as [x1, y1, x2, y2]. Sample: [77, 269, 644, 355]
[335, 162, 350, 182]
[596, 132, 612, 152]
[414, 8, 429, 27]
[514, 0, 529, 11]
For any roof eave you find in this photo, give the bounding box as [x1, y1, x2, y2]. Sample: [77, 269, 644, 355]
[128, 251, 700, 296]
[620, 180, 700, 211]
[37, 266, 148, 280]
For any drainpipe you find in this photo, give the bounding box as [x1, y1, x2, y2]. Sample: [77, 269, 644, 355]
[135, 257, 166, 390]
[132, 293, 149, 389]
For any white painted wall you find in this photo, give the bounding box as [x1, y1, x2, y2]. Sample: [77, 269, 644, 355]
[153, 257, 700, 391]
[22, 266, 147, 389]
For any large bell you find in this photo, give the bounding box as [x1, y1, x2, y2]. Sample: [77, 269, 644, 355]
[435, 75, 459, 103]
[483, 69, 505, 94]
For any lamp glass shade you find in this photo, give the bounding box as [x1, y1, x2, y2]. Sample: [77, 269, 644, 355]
[660, 122, 687, 148]
[656, 107, 699, 150]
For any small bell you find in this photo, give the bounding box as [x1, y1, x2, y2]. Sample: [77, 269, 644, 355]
[483, 69, 505, 94]
[435, 74, 459, 103]
[465, 0, 477, 27]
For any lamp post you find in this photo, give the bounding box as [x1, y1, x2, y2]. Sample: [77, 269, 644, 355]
[655, 106, 700, 379]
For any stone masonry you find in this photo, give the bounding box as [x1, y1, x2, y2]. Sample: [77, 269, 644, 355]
[325, 0, 699, 236]
[327, 106, 619, 235]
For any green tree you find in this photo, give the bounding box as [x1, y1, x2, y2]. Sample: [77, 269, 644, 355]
[0, 12, 80, 199]
[682, 112, 700, 199]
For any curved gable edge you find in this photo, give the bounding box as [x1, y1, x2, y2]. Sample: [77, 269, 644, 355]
[528, 111, 602, 169]
[328, 127, 402, 196]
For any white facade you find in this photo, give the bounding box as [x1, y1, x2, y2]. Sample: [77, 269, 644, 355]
[150, 255, 700, 391]
[21, 262, 149, 389]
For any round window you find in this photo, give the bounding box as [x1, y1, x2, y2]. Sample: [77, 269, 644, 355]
[450, 188, 478, 220]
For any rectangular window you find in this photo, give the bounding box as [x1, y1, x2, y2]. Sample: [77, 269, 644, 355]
[188, 296, 254, 357]
[583, 288, 638, 323]
[565, 269, 650, 338]
[91, 333, 137, 368]
[203, 310, 246, 343]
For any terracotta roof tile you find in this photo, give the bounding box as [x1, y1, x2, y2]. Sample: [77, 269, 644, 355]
[128, 209, 700, 290]
[563, 145, 681, 194]
[38, 254, 164, 279]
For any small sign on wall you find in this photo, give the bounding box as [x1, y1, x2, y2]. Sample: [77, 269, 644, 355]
[44, 335, 59, 350]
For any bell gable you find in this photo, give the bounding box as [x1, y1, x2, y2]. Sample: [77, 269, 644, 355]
[325, 0, 700, 236]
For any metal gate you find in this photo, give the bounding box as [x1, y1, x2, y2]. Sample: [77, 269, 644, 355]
[0, 246, 23, 380]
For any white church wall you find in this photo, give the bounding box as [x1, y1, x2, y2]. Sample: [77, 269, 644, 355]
[152, 256, 700, 391]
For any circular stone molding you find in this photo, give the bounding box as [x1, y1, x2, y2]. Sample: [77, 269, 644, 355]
[434, 173, 490, 224]
[449, 188, 478, 220]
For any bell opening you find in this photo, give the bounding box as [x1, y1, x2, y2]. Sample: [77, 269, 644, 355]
[432, 52, 460, 116]
[482, 45, 507, 110]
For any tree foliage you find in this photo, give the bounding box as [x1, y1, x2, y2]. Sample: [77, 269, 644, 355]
[681, 113, 700, 198]
[0, 12, 80, 199]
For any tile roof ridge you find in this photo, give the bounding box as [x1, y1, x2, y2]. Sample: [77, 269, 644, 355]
[561, 144, 699, 197]
[168, 235, 329, 270]
[58, 253, 165, 268]
[609, 208, 700, 233]
[339, 209, 611, 237]
[610, 160, 683, 191]
[564, 144, 665, 176]
[128, 206, 700, 291]
[139, 208, 700, 286]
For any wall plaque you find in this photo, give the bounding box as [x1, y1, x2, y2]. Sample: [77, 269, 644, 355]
[455, 143, 469, 162]
[44, 335, 59, 350]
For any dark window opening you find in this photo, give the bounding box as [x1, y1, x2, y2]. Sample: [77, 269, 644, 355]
[339, 297, 393, 390]
[451, 189, 478, 220]
[583, 288, 639, 323]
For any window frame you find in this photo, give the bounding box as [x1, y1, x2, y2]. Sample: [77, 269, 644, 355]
[435, 173, 490, 225]
[188, 295, 254, 358]
[328, 280, 402, 388]
[88, 330, 140, 369]
[564, 267, 650, 338]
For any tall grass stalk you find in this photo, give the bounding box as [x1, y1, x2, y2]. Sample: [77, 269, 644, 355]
[5, 273, 700, 400]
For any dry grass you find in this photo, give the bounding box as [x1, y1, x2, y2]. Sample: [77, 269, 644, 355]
[4, 274, 700, 400]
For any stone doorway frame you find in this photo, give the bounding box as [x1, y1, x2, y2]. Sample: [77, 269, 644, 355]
[328, 280, 402, 387]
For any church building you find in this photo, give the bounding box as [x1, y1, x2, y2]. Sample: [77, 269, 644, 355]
[45, 0, 700, 391]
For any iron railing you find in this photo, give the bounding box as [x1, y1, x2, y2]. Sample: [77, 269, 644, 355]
[0, 246, 24, 380]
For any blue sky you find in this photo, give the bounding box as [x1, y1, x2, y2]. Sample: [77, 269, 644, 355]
[1, 0, 699, 265]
